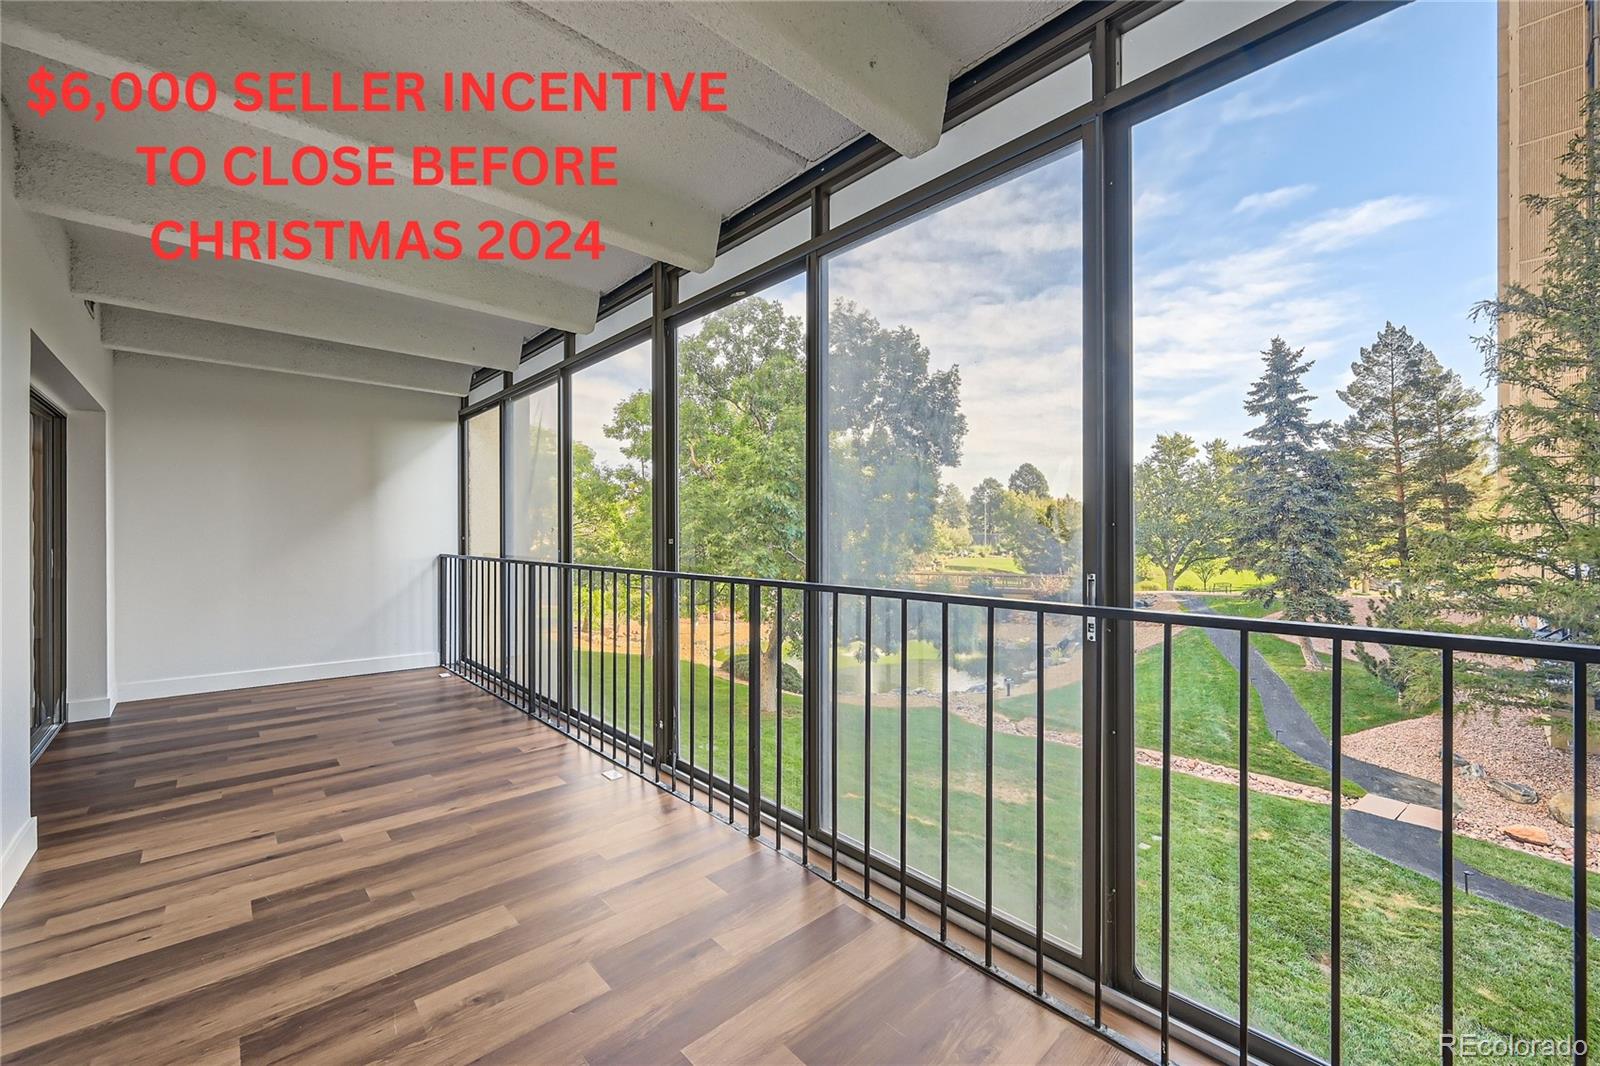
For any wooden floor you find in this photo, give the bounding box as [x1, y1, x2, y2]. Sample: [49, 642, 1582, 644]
[1, 668, 1138, 1065]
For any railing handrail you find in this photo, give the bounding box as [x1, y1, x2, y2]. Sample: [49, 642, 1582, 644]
[438, 553, 1600, 664]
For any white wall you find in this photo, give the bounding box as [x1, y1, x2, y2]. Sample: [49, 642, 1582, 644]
[1, 119, 116, 903]
[112, 355, 457, 701]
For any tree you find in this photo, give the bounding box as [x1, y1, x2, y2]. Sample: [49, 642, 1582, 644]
[1133, 433, 1235, 590]
[1008, 462, 1051, 498]
[933, 482, 972, 553]
[826, 300, 967, 586]
[1473, 89, 1600, 665]
[1232, 337, 1353, 667]
[1336, 323, 1484, 580]
[997, 490, 1082, 577]
[968, 477, 1005, 548]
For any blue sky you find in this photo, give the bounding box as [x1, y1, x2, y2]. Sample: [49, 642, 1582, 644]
[1132, 0, 1497, 455]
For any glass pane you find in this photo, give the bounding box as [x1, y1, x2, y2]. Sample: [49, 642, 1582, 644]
[1118, 1, 1291, 85]
[577, 294, 649, 354]
[678, 208, 811, 302]
[674, 274, 808, 813]
[822, 144, 1085, 950]
[464, 407, 500, 556]
[506, 382, 561, 560]
[570, 340, 654, 747]
[831, 55, 1091, 226]
[571, 340, 653, 568]
[1129, 4, 1509, 1060]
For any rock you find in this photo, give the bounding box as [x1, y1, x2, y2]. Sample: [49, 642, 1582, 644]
[1504, 825, 1552, 846]
[1486, 779, 1539, 805]
[1548, 789, 1600, 831]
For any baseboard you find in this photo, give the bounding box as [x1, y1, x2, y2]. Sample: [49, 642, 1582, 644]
[1, 817, 38, 906]
[69, 695, 114, 721]
[115, 651, 439, 705]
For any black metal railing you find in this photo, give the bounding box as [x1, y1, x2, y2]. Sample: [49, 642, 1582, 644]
[439, 554, 1599, 1066]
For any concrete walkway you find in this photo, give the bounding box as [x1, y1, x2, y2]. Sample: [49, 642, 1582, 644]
[1177, 596, 1441, 806]
[1175, 595, 1593, 931]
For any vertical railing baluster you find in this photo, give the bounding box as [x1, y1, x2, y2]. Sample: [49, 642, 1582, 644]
[624, 573, 630, 765]
[864, 594, 874, 902]
[1332, 639, 1343, 1066]
[689, 580, 697, 807]
[900, 598, 909, 919]
[1035, 610, 1046, 993]
[940, 601, 950, 942]
[800, 587, 809, 868]
[709, 581, 717, 813]
[749, 584, 762, 838]
[1161, 622, 1173, 1062]
[728, 581, 736, 823]
[831, 591, 841, 884]
[1442, 649, 1455, 1065]
[985, 604, 995, 968]
[776, 587, 785, 854]
[1575, 661, 1589, 1065]
[611, 571, 620, 762]
[1239, 628, 1250, 1059]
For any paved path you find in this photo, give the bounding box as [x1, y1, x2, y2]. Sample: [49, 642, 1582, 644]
[1176, 595, 1595, 931]
[1177, 596, 1440, 805]
[1343, 810, 1600, 934]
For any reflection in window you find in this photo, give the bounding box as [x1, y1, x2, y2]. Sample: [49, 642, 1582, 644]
[464, 407, 500, 556]
[506, 382, 561, 560]
[821, 145, 1085, 949]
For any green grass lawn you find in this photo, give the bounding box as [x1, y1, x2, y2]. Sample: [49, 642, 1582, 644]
[1136, 564, 1269, 593]
[935, 553, 1024, 574]
[1252, 634, 1424, 737]
[1203, 594, 1275, 618]
[565, 642, 1591, 1064]
[1133, 767, 1599, 1064]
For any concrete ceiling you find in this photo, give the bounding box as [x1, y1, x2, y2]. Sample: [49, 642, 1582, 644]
[2, 1, 1073, 395]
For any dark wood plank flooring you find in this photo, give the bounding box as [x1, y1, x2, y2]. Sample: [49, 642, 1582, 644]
[1, 669, 1139, 1064]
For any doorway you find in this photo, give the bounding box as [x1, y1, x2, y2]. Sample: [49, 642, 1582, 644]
[30, 390, 66, 761]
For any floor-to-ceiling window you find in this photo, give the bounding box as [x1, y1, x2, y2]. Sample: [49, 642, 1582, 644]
[820, 142, 1087, 950]
[506, 381, 560, 699]
[570, 339, 654, 745]
[673, 272, 808, 816]
[1126, 3, 1514, 1060]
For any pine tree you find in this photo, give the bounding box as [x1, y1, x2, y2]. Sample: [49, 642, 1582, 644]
[1233, 337, 1353, 668]
[1336, 322, 1432, 574]
[1472, 90, 1600, 690]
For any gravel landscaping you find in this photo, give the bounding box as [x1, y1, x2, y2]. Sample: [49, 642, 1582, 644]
[1343, 707, 1600, 870]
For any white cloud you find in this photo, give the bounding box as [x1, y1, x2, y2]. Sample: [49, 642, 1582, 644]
[1233, 183, 1316, 215]
[1220, 89, 1323, 125]
[1287, 195, 1435, 252]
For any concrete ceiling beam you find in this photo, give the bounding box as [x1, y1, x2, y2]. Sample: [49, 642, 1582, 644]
[102, 306, 474, 395]
[683, 2, 953, 158]
[68, 229, 526, 371]
[0, 1, 722, 269]
[14, 133, 598, 332]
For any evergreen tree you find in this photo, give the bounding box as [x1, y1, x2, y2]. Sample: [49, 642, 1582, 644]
[1336, 323, 1485, 581]
[1007, 462, 1051, 498]
[1233, 337, 1353, 667]
[1473, 90, 1600, 668]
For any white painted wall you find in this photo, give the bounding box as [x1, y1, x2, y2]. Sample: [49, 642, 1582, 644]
[2, 119, 116, 902]
[112, 355, 457, 701]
